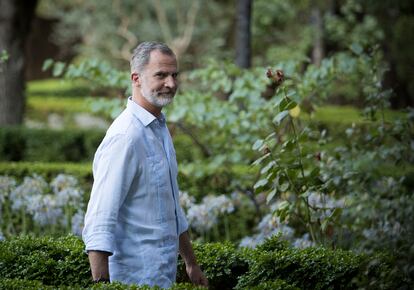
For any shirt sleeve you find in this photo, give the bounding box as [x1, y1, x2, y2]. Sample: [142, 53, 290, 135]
[82, 134, 139, 255]
[177, 193, 189, 235]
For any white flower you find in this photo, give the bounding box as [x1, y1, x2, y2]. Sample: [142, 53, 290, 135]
[71, 209, 85, 236]
[239, 212, 294, 248]
[30, 194, 63, 226]
[9, 175, 49, 211]
[179, 191, 195, 210]
[0, 175, 16, 203]
[51, 174, 79, 194]
[292, 233, 315, 248]
[184, 194, 237, 233]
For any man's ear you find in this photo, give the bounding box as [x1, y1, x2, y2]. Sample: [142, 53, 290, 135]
[131, 72, 140, 87]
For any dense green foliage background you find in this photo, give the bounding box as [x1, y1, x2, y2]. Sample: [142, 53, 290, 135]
[0, 0, 413, 288]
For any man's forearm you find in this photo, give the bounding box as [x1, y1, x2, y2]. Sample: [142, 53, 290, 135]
[179, 231, 208, 287]
[88, 250, 110, 281]
[179, 231, 197, 267]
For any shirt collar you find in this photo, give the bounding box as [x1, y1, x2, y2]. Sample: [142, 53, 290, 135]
[127, 97, 165, 127]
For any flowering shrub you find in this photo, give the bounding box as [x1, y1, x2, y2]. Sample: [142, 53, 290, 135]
[0, 174, 85, 237]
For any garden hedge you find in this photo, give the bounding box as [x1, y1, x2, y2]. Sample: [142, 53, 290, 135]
[0, 235, 408, 289]
[0, 127, 104, 162]
[0, 127, 198, 163]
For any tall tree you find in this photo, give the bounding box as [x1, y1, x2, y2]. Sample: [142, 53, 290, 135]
[0, 0, 38, 125]
[235, 0, 252, 68]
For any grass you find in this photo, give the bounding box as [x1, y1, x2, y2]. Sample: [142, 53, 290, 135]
[27, 79, 92, 98]
[305, 105, 406, 124]
[27, 96, 92, 114]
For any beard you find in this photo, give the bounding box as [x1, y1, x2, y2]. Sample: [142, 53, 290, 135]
[141, 87, 175, 108]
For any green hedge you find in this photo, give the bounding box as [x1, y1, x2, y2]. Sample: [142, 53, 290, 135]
[0, 127, 104, 162]
[0, 235, 408, 290]
[0, 127, 199, 163]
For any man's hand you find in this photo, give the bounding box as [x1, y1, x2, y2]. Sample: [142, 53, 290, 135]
[179, 231, 208, 288]
[186, 264, 208, 287]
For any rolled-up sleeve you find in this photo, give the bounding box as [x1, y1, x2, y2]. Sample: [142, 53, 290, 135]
[82, 134, 139, 254]
[177, 202, 189, 235]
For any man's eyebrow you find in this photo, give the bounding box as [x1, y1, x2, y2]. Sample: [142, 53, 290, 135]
[154, 71, 180, 76]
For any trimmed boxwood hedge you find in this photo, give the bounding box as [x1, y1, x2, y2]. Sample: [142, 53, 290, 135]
[0, 127, 198, 163]
[0, 127, 104, 162]
[0, 235, 408, 290]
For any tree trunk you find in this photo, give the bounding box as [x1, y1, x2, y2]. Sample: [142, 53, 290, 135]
[310, 7, 324, 67]
[0, 0, 37, 126]
[235, 0, 252, 69]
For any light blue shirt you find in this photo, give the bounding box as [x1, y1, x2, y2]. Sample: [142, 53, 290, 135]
[82, 97, 188, 288]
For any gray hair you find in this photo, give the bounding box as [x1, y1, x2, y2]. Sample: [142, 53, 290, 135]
[130, 41, 175, 74]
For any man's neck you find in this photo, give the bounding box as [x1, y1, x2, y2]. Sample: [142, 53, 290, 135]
[132, 95, 162, 118]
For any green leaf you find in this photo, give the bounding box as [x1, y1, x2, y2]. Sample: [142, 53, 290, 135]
[309, 167, 320, 178]
[282, 139, 296, 150]
[266, 188, 277, 204]
[350, 43, 363, 55]
[252, 139, 264, 151]
[330, 208, 343, 220]
[254, 178, 268, 189]
[252, 152, 271, 166]
[260, 161, 275, 174]
[279, 182, 290, 192]
[279, 97, 297, 111]
[273, 111, 289, 125]
[321, 219, 329, 232]
[42, 59, 54, 71]
[52, 62, 66, 77]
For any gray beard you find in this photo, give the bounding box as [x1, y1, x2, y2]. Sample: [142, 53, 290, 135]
[141, 90, 174, 108]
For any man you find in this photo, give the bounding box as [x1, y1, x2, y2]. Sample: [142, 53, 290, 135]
[82, 41, 208, 288]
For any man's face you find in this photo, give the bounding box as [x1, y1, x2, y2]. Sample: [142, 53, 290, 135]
[138, 50, 178, 108]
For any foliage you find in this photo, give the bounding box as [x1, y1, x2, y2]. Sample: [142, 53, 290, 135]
[0, 235, 408, 289]
[38, 0, 232, 69]
[0, 127, 104, 162]
[0, 174, 86, 237]
[248, 280, 299, 290]
[0, 279, 207, 290]
[27, 78, 93, 98]
[0, 162, 92, 183]
[0, 171, 258, 242]
[180, 191, 256, 242]
[0, 235, 91, 287]
[236, 235, 407, 290]
[0, 49, 8, 63]
[177, 242, 249, 290]
[42, 58, 130, 97]
[27, 96, 92, 115]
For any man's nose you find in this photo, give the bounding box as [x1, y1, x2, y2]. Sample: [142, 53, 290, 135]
[164, 75, 177, 89]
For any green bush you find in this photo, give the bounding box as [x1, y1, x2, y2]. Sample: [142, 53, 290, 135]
[0, 235, 407, 289]
[0, 278, 53, 290]
[248, 280, 299, 290]
[236, 235, 407, 290]
[0, 161, 92, 185]
[0, 279, 207, 290]
[0, 127, 104, 162]
[177, 242, 249, 290]
[0, 235, 91, 287]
